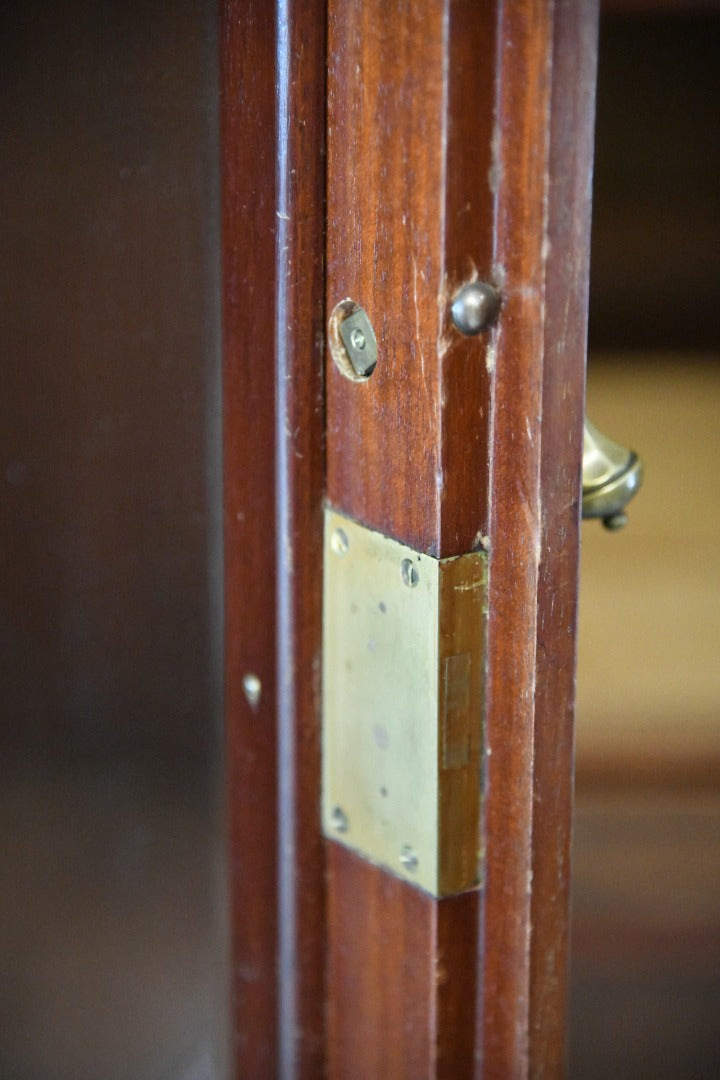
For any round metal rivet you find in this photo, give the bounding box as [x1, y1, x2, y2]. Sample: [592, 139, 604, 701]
[451, 281, 501, 335]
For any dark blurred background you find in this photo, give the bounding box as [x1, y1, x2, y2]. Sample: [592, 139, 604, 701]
[573, 5, 720, 1077]
[1, 2, 719, 1079]
[589, 7, 720, 353]
[0, 2, 226, 1078]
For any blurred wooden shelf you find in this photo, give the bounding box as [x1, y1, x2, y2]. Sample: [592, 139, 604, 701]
[576, 356, 720, 786]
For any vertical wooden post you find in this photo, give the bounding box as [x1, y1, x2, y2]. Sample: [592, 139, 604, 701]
[530, 2, 599, 1073]
[222, 5, 279, 1073]
[222, 2, 327, 1076]
[324, 1, 598, 1075]
[223, 0, 598, 1074]
[325, 6, 496, 1072]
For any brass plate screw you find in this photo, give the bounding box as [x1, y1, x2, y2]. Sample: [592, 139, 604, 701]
[399, 845, 418, 872]
[401, 558, 419, 588]
[330, 806, 349, 833]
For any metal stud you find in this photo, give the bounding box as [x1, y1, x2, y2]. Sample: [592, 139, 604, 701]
[451, 281, 501, 335]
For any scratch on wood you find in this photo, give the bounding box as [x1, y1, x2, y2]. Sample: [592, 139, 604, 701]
[412, 256, 425, 381]
[488, 123, 502, 194]
[436, 272, 454, 363]
[453, 578, 484, 592]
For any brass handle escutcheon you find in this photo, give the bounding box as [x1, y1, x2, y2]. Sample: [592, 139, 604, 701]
[582, 419, 643, 530]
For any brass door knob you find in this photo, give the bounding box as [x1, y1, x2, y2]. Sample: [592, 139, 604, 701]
[582, 419, 643, 530]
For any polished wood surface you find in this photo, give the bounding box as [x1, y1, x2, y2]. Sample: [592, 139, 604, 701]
[325, 1, 595, 1075]
[480, 1, 597, 1071]
[273, 2, 328, 1076]
[327, 844, 479, 1079]
[529, 1, 598, 1072]
[325, 1, 494, 1073]
[480, 4, 557, 1070]
[325, 0, 494, 558]
[222, 3, 279, 1073]
[225, 1, 596, 1073]
[222, 2, 326, 1075]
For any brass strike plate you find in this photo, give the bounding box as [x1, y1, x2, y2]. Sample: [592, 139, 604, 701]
[322, 508, 487, 897]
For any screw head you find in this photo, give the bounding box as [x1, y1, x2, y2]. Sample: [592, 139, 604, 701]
[399, 845, 418, 872]
[401, 558, 419, 588]
[350, 327, 366, 351]
[451, 281, 501, 335]
[330, 806, 349, 833]
[331, 527, 349, 555]
[338, 307, 378, 378]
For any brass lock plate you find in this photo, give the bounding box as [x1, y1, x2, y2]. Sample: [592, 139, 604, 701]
[322, 508, 487, 897]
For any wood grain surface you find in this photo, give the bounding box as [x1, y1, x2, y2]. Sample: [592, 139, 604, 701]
[530, 1, 599, 1073]
[325, 2, 496, 1075]
[325, 1, 595, 1075]
[325, 0, 496, 559]
[222, 2, 327, 1076]
[224, 0, 596, 1073]
[327, 843, 480, 1080]
[480, 3, 563, 1070]
[275, 3, 328, 1076]
[222, 4, 279, 1074]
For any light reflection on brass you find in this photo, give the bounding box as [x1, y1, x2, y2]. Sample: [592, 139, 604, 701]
[322, 509, 487, 898]
[582, 418, 643, 530]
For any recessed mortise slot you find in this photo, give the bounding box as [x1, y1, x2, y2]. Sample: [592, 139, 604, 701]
[328, 298, 378, 381]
